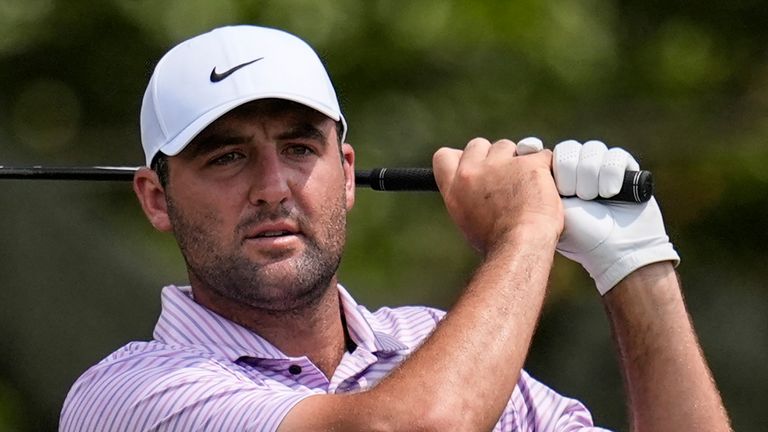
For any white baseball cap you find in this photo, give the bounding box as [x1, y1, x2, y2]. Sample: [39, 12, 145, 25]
[140, 25, 347, 166]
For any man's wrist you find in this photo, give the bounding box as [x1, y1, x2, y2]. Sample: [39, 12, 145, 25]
[487, 223, 560, 259]
[593, 243, 680, 296]
[603, 261, 680, 312]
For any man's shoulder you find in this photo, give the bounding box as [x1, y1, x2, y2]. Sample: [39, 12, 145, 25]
[59, 339, 302, 431]
[60, 340, 254, 429]
[78, 339, 241, 381]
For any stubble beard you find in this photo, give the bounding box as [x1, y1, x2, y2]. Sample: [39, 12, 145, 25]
[167, 193, 347, 315]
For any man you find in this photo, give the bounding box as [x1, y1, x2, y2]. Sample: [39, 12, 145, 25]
[60, 25, 731, 431]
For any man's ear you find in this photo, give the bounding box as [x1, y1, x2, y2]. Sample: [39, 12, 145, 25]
[133, 167, 172, 232]
[341, 143, 355, 211]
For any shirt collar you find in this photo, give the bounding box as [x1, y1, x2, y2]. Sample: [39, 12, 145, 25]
[337, 285, 409, 355]
[153, 284, 407, 362]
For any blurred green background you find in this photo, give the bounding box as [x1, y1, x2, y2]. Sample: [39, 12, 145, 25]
[0, 0, 766, 430]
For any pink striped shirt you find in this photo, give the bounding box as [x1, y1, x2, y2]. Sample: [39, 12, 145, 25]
[60, 285, 608, 431]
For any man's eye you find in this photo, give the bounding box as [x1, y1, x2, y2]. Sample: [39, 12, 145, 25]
[209, 152, 244, 165]
[285, 145, 315, 156]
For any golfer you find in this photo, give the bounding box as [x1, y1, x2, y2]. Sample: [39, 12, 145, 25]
[60, 25, 731, 431]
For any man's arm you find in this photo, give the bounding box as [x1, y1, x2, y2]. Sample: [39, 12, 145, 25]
[604, 262, 732, 432]
[551, 139, 732, 431]
[280, 139, 564, 431]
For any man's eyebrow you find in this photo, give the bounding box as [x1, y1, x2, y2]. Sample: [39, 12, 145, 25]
[184, 130, 253, 159]
[276, 122, 328, 143]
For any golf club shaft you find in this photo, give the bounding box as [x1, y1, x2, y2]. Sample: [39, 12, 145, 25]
[0, 165, 653, 203]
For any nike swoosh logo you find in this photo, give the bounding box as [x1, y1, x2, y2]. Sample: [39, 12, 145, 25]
[209, 57, 264, 82]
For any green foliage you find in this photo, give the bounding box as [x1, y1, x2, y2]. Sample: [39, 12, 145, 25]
[0, 0, 766, 430]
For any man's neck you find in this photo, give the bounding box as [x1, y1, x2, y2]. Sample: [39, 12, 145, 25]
[191, 280, 348, 379]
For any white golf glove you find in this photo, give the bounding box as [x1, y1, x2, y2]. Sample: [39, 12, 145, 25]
[552, 140, 680, 295]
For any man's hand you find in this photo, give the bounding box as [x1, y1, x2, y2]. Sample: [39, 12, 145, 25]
[433, 137, 563, 254]
[552, 140, 680, 295]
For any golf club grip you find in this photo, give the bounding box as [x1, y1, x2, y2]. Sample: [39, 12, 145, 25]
[356, 168, 653, 203]
[356, 168, 438, 192]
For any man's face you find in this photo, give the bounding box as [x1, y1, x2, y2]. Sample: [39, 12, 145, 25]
[162, 100, 355, 313]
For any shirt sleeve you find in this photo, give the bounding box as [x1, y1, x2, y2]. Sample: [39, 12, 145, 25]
[495, 370, 613, 432]
[60, 349, 313, 432]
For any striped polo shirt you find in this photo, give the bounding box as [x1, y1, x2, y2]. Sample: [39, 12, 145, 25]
[60, 285, 608, 431]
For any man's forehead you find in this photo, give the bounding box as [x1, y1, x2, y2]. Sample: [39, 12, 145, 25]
[180, 99, 337, 156]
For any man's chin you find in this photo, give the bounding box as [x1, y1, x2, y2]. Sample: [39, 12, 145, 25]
[251, 252, 305, 274]
[239, 276, 332, 313]
[195, 243, 341, 312]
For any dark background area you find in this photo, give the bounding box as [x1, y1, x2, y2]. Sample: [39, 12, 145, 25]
[0, 1, 766, 430]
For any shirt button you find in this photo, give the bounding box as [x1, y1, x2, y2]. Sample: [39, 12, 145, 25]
[288, 364, 302, 375]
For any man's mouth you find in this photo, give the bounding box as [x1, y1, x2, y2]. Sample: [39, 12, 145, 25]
[243, 221, 303, 244]
[256, 230, 294, 238]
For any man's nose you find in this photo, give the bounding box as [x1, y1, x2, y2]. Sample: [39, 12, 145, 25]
[247, 152, 290, 206]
